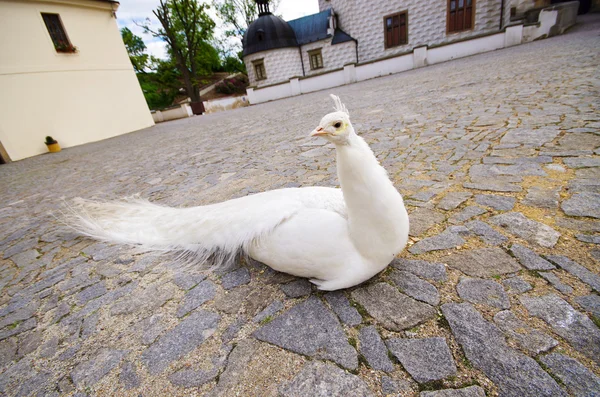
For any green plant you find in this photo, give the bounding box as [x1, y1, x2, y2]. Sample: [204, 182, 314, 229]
[418, 380, 445, 392]
[45, 136, 57, 145]
[55, 42, 78, 53]
[215, 75, 249, 95]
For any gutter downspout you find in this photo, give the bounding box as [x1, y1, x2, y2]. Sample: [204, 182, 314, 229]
[500, 0, 506, 30]
[298, 46, 305, 76]
[354, 39, 359, 63]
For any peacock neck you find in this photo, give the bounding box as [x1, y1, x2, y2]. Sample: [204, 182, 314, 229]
[335, 132, 408, 267]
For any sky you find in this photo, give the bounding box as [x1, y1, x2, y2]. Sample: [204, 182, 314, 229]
[116, 0, 320, 59]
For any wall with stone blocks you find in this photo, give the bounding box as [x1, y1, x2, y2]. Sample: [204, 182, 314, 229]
[300, 39, 356, 77]
[319, 0, 503, 63]
[244, 48, 303, 88]
[247, 25, 525, 105]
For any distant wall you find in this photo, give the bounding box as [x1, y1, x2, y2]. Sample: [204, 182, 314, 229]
[152, 96, 250, 123]
[152, 104, 192, 123]
[203, 96, 249, 114]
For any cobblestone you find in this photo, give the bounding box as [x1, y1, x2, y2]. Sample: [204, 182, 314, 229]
[502, 276, 532, 295]
[521, 294, 600, 365]
[390, 269, 440, 305]
[352, 283, 436, 331]
[457, 278, 510, 309]
[444, 247, 520, 277]
[254, 296, 358, 370]
[509, 244, 555, 270]
[489, 212, 560, 248]
[358, 325, 394, 372]
[0, 17, 599, 396]
[324, 291, 362, 326]
[387, 337, 457, 383]
[493, 310, 557, 355]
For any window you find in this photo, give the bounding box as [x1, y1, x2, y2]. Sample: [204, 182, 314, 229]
[384, 11, 407, 49]
[253, 59, 267, 81]
[42, 13, 75, 52]
[308, 49, 323, 70]
[447, 0, 474, 33]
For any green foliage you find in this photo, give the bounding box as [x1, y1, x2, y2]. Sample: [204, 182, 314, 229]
[212, 0, 279, 72]
[213, 0, 281, 40]
[437, 313, 451, 330]
[215, 74, 248, 95]
[260, 315, 273, 325]
[9, 320, 21, 329]
[139, 0, 218, 102]
[137, 58, 181, 110]
[121, 27, 149, 73]
[347, 337, 357, 348]
[222, 55, 246, 73]
[45, 136, 57, 144]
[418, 380, 445, 392]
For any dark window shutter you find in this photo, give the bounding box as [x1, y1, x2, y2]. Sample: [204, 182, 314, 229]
[42, 13, 71, 50]
[384, 11, 408, 48]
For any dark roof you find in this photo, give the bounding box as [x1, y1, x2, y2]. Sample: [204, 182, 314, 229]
[243, 13, 298, 56]
[331, 28, 355, 45]
[287, 9, 331, 45]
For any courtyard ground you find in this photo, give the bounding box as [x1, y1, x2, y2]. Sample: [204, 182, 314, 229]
[0, 14, 599, 397]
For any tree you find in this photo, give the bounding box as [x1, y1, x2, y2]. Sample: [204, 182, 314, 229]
[139, 0, 217, 104]
[121, 27, 149, 73]
[213, 0, 281, 42]
[222, 55, 245, 73]
[137, 58, 181, 110]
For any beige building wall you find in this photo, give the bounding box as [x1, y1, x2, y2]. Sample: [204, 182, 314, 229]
[0, 0, 154, 161]
[319, 0, 503, 63]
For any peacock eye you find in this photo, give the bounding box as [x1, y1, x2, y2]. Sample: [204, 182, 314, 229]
[334, 122, 342, 128]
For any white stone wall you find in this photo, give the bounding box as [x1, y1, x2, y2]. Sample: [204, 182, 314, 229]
[503, 0, 537, 28]
[319, 0, 503, 63]
[244, 47, 303, 87]
[300, 38, 356, 77]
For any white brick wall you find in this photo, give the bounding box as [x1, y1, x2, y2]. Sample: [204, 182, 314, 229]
[301, 38, 356, 77]
[320, 0, 503, 63]
[244, 47, 303, 87]
[503, 0, 535, 27]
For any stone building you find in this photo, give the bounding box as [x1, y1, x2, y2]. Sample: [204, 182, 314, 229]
[243, 0, 356, 88]
[242, 0, 579, 103]
[243, 0, 517, 88]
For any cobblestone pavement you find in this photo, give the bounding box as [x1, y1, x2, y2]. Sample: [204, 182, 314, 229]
[1, 15, 600, 397]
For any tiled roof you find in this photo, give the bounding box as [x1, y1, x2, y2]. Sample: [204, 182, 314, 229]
[332, 28, 355, 45]
[287, 9, 331, 45]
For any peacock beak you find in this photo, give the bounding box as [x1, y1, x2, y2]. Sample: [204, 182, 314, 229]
[310, 127, 328, 137]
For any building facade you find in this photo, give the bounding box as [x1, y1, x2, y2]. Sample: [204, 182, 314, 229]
[243, 3, 357, 89]
[242, 0, 551, 90]
[0, 0, 154, 161]
[317, 0, 504, 63]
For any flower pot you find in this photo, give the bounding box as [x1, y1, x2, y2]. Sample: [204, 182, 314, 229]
[46, 142, 61, 153]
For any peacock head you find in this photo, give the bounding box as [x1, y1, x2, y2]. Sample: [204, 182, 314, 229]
[310, 94, 354, 144]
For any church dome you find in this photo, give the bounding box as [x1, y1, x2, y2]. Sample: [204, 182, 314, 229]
[243, 2, 298, 57]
